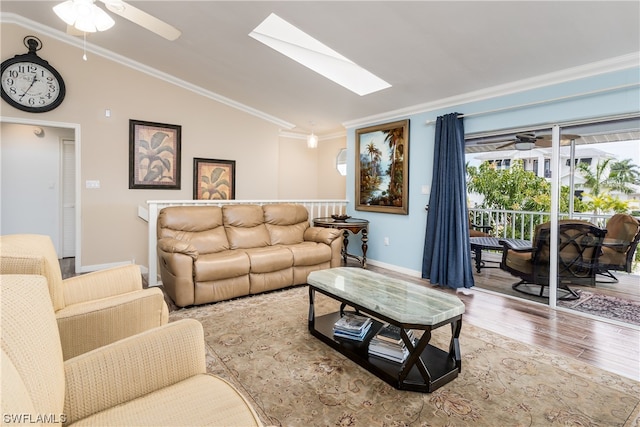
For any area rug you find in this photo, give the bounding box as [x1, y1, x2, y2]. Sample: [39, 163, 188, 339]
[170, 286, 640, 427]
[558, 291, 640, 326]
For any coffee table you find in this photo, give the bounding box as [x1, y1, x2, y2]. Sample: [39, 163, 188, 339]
[470, 236, 531, 273]
[307, 267, 465, 393]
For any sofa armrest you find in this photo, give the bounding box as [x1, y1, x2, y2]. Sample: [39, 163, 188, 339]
[304, 227, 343, 245]
[57, 288, 169, 360]
[158, 238, 199, 260]
[63, 319, 206, 425]
[63, 264, 143, 305]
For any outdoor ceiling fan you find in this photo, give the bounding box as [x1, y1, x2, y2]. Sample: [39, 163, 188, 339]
[498, 132, 581, 150]
[53, 0, 181, 41]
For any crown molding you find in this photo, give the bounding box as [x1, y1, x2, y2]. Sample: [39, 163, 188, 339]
[343, 52, 640, 129]
[279, 129, 346, 141]
[1, 13, 296, 130]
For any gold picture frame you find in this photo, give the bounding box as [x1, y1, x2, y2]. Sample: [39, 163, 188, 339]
[128, 120, 181, 189]
[355, 119, 409, 214]
[193, 158, 236, 200]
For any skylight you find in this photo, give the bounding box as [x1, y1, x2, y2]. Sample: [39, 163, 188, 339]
[249, 13, 391, 96]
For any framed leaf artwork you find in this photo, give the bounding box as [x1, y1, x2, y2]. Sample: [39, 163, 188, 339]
[193, 158, 236, 200]
[129, 120, 181, 189]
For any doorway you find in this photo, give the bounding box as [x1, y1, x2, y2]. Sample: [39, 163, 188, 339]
[0, 118, 81, 272]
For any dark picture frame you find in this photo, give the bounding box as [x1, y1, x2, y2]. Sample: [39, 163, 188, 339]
[129, 120, 181, 189]
[355, 119, 409, 214]
[193, 158, 236, 200]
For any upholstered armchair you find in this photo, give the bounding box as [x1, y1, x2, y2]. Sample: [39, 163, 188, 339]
[597, 213, 640, 283]
[500, 220, 606, 300]
[1, 274, 263, 426]
[0, 234, 169, 359]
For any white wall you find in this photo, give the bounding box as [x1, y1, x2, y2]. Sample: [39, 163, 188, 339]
[1, 123, 74, 254]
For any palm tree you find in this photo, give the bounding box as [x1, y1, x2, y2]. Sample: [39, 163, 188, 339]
[608, 159, 640, 194]
[366, 141, 382, 178]
[382, 127, 405, 200]
[577, 157, 639, 214]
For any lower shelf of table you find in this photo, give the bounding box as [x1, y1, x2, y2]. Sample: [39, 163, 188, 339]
[309, 311, 459, 393]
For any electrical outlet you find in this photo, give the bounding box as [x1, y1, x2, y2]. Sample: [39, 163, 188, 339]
[384, 237, 390, 246]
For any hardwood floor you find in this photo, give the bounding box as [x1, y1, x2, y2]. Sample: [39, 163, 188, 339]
[364, 263, 639, 382]
[59, 257, 639, 381]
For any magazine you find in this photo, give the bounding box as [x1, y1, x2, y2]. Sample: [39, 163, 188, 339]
[333, 313, 372, 341]
[333, 313, 372, 331]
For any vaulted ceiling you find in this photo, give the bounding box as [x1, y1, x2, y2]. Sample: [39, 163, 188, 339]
[2, 1, 639, 135]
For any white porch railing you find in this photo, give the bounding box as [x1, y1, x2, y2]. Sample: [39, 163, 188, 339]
[144, 199, 348, 286]
[469, 208, 613, 241]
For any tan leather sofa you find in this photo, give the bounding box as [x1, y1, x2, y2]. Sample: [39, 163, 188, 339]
[1, 274, 263, 426]
[0, 234, 169, 360]
[157, 204, 343, 307]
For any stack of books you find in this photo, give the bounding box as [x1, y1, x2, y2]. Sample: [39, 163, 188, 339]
[333, 312, 372, 341]
[368, 323, 415, 363]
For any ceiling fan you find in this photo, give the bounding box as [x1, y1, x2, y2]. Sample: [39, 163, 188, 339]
[498, 132, 581, 150]
[53, 0, 181, 41]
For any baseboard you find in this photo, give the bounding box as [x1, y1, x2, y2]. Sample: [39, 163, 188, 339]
[366, 259, 422, 278]
[78, 261, 148, 276]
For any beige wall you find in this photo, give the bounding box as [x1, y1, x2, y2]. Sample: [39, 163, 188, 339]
[1, 24, 345, 270]
[316, 135, 347, 199]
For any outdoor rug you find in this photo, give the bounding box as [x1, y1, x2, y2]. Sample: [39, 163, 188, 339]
[558, 291, 640, 326]
[169, 286, 640, 427]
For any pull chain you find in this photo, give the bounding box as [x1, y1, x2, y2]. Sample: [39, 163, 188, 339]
[83, 32, 87, 61]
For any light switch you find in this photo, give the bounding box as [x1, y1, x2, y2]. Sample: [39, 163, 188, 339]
[421, 185, 430, 195]
[86, 180, 100, 189]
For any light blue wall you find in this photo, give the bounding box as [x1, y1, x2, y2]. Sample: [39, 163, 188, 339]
[345, 67, 640, 276]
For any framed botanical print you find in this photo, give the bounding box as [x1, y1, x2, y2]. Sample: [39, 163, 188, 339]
[129, 120, 181, 189]
[193, 158, 236, 200]
[355, 119, 409, 214]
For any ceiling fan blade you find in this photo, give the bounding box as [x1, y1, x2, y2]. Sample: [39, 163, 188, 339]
[496, 141, 515, 149]
[100, 0, 181, 41]
[536, 134, 581, 147]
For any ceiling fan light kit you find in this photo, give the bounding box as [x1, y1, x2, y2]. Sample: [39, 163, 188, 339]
[54, 0, 115, 32]
[53, 0, 181, 41]
[514, 141, 536, 151]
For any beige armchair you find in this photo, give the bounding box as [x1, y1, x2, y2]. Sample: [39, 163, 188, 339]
[1, 274, 263, 426]
[597, 213, 640, 283]
[0, 234, 168, 359]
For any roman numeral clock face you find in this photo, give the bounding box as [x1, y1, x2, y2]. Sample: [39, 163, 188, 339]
[1, 58, 66, 113]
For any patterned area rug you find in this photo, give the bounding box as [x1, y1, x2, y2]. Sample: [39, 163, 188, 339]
[170, 286, 640, 427]
[559, 292, 640, 326]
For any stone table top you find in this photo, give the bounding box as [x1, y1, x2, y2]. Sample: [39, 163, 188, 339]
[308, 267, 465, 326]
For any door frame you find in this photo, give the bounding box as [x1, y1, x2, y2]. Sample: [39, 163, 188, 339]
[1, 115, 82, 273]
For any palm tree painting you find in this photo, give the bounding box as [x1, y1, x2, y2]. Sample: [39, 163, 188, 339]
[193, 158, 236, 200]
[355, 120, 409, 214]
[129, 120, 181, 189]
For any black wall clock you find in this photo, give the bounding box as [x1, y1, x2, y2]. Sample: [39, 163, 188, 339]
[1, 36, 66, 113]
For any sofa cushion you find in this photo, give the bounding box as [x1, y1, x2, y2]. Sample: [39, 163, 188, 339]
[286, 242, 332, 266]
[244, 247, 293, 273]
[263, 204, 309, 245]
[194, 250, 250, 282]
[223, 205, 271, 249]
[159, 206, 229, 254]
